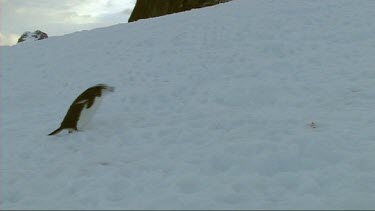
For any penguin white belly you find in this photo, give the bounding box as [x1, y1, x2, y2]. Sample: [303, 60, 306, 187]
[77, 96, 103, 130]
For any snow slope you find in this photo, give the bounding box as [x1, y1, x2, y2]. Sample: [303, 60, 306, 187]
[2, 0, 375, 209]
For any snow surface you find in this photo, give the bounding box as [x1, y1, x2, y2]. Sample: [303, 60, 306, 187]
[2, 0, 375, 209]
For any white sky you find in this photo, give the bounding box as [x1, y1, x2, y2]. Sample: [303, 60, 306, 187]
[1, 0, 136, 46]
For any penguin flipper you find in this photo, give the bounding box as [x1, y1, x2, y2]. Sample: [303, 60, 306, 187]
[48, 127, 63, 136]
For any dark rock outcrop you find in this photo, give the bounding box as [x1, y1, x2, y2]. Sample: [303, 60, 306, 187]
[128, 0, 231, 22]
[17, 30, 48, 43]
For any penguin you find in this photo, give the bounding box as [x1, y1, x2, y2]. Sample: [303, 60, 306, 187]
[48, 83, 115, 136]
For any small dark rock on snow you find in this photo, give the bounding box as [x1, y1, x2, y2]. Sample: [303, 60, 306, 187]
[17, 30, 48, 43]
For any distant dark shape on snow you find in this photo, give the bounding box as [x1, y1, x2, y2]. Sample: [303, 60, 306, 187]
[128, 0, 232, 22]
[17, 30, 48, 43]
[48, 84, 115, 136]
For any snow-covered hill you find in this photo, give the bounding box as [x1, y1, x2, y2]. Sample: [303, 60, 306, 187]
[2, 0, 375, 209]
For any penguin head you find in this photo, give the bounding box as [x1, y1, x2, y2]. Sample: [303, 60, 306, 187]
[95, 83, 115, 93]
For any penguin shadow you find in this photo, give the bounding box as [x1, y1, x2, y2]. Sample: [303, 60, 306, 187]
[91, 113, 128, 134]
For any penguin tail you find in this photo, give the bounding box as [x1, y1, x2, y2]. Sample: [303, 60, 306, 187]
[48, 127, 63, 136]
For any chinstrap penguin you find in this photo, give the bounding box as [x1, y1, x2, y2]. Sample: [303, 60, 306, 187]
[48, 83, 114, 136]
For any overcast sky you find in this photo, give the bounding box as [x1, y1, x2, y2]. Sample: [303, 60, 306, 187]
[1, 0, 136, 46]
